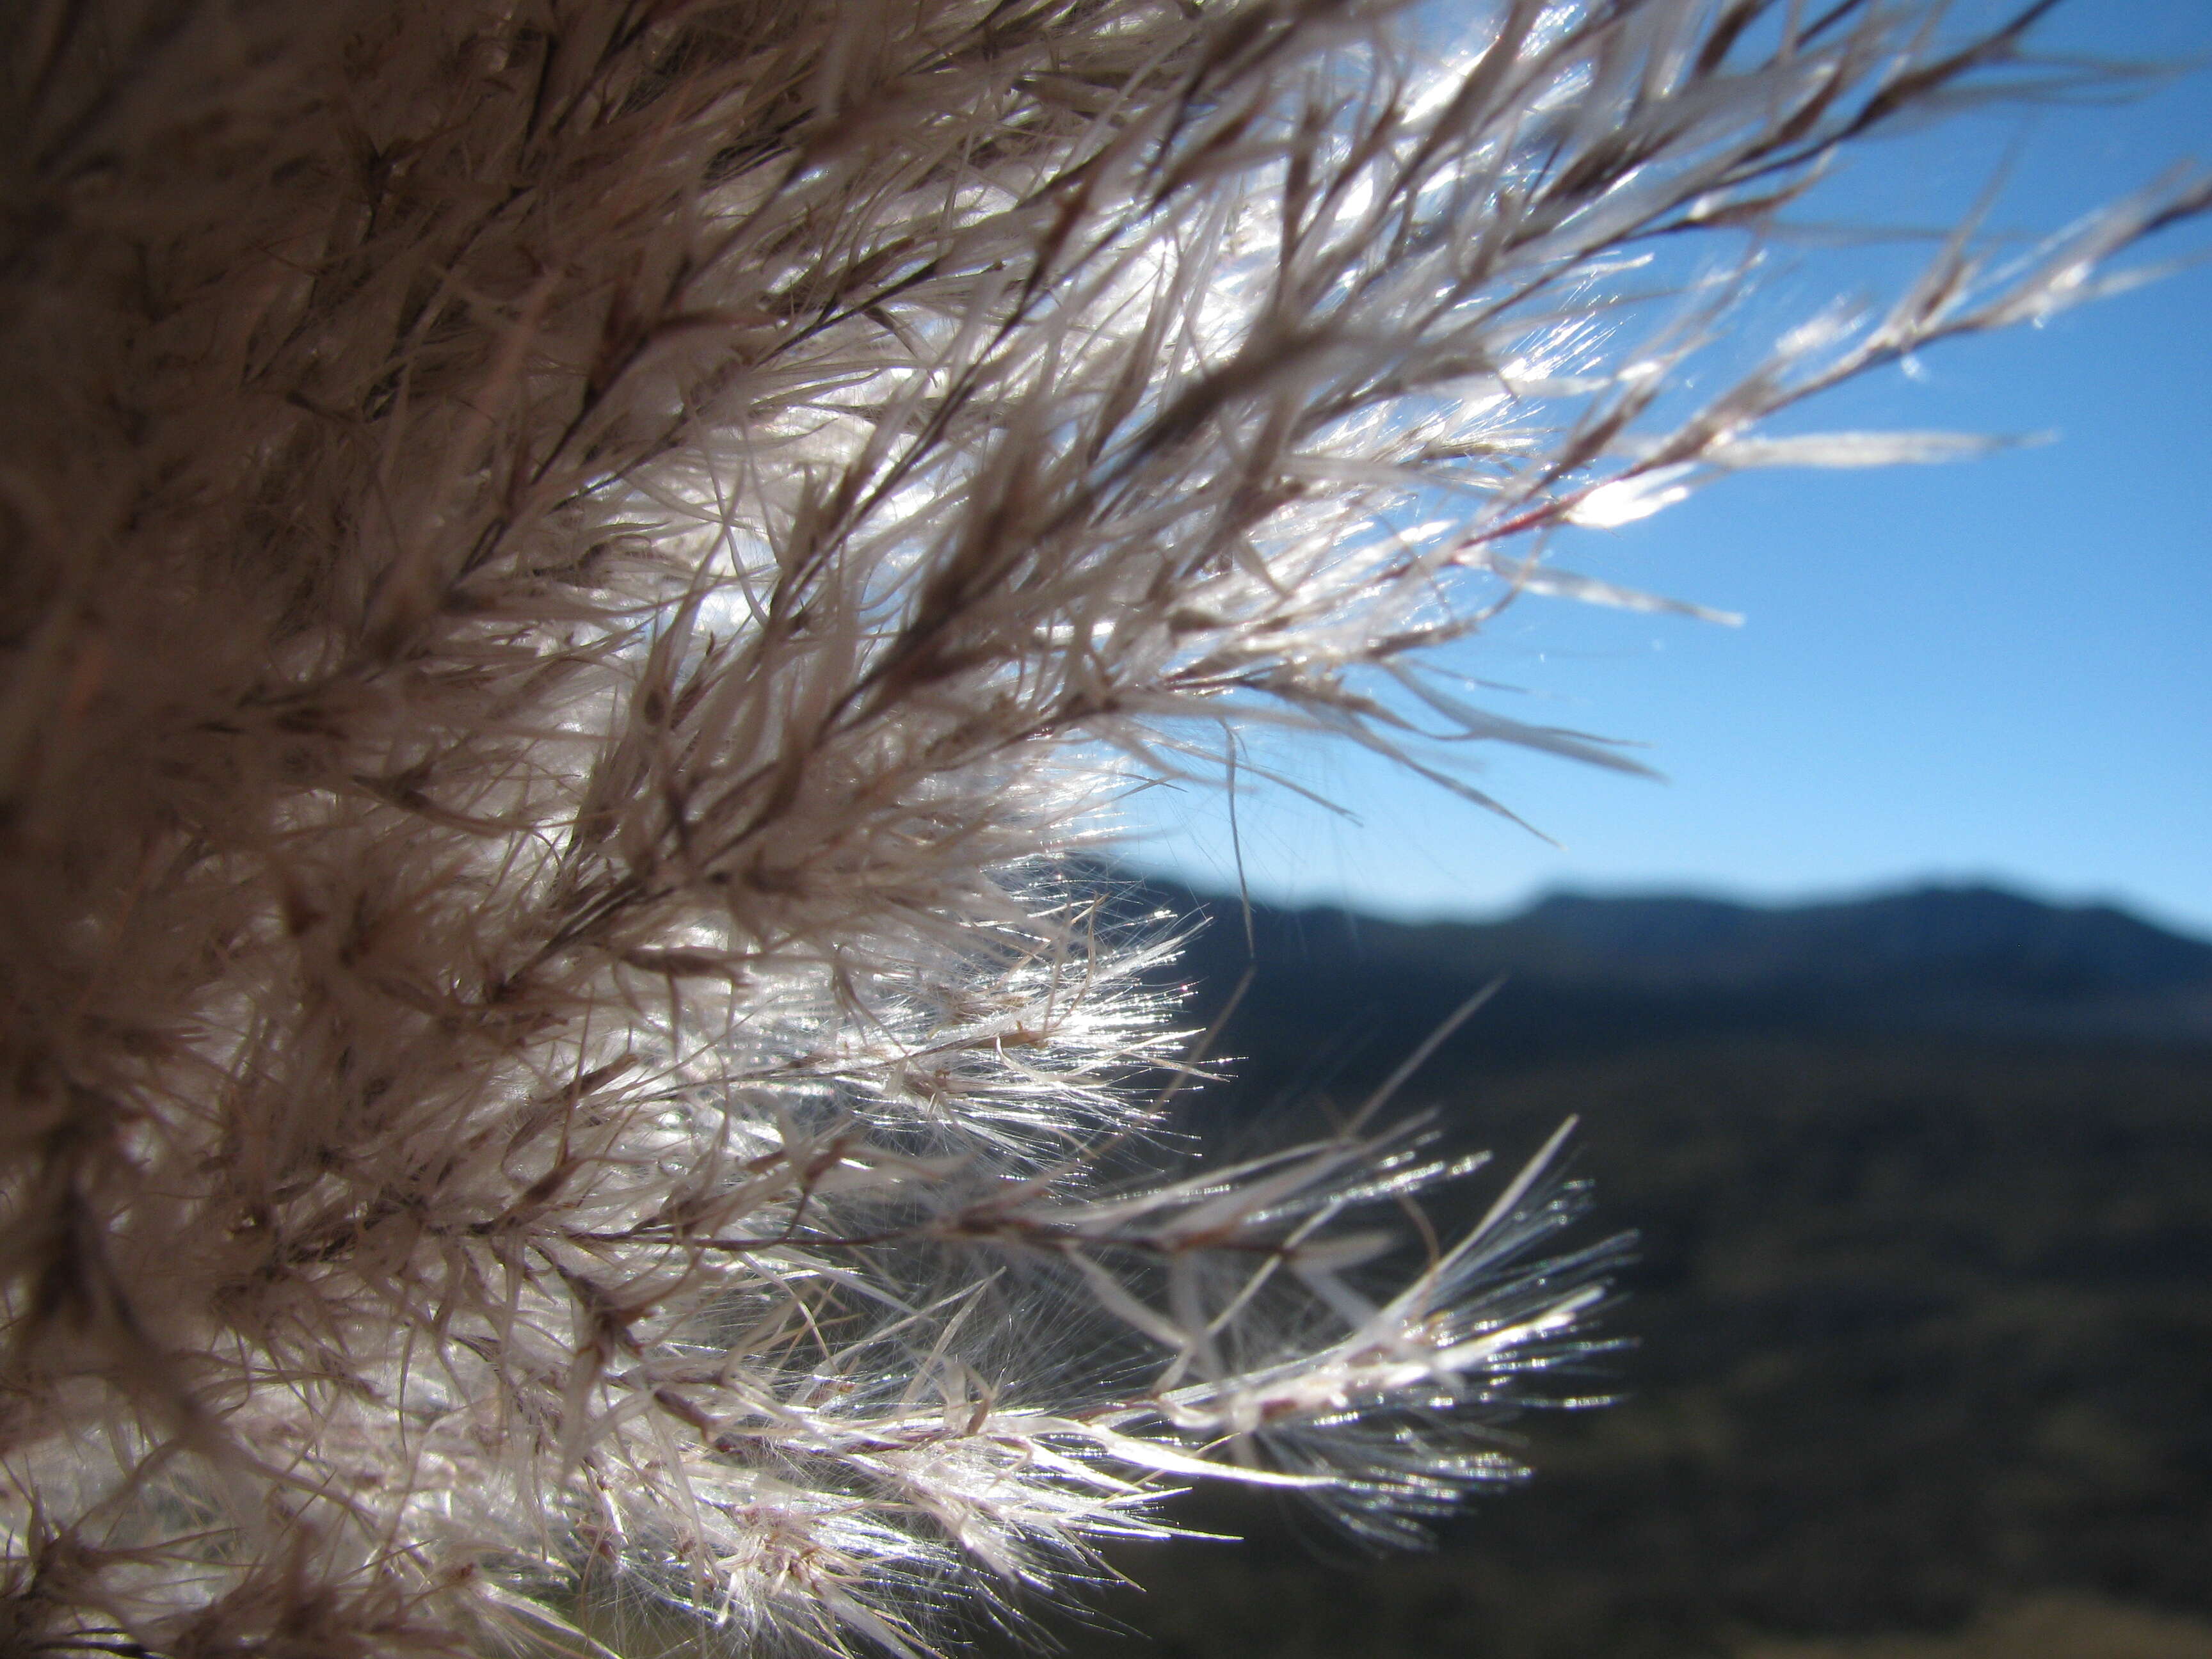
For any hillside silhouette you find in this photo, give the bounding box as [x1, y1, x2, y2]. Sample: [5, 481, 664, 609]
[991, 878, 2212, 1658]
[1153, 879, 2212, 1082]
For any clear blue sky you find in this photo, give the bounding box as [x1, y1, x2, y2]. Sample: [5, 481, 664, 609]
[1119, 0, 2212, 939]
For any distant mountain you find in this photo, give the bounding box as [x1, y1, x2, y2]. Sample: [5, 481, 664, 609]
[1024, 879, 2212, 1659]
[989, 877, 2212, 1659]
[1121, 876, 2212, 1068]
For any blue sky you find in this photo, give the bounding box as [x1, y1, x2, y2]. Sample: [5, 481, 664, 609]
[1119, 0, 2212, 938]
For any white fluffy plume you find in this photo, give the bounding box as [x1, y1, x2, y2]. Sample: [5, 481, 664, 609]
[0, 1, 2200, 1653]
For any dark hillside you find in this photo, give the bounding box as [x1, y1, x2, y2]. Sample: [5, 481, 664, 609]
[988, 880, 2212, 1658]
[1148, 879, 2212, 1078]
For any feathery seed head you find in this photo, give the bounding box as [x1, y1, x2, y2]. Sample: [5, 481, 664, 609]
[1, 0, 2200, 1652]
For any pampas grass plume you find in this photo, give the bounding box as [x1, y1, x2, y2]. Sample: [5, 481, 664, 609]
[0, 1, 2200, 1652]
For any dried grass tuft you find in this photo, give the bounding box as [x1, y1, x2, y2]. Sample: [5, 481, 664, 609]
[0, 1, 2200, 1653]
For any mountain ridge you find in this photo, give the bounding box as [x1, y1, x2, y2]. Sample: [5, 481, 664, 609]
[1117, 872, 2212, 1059]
